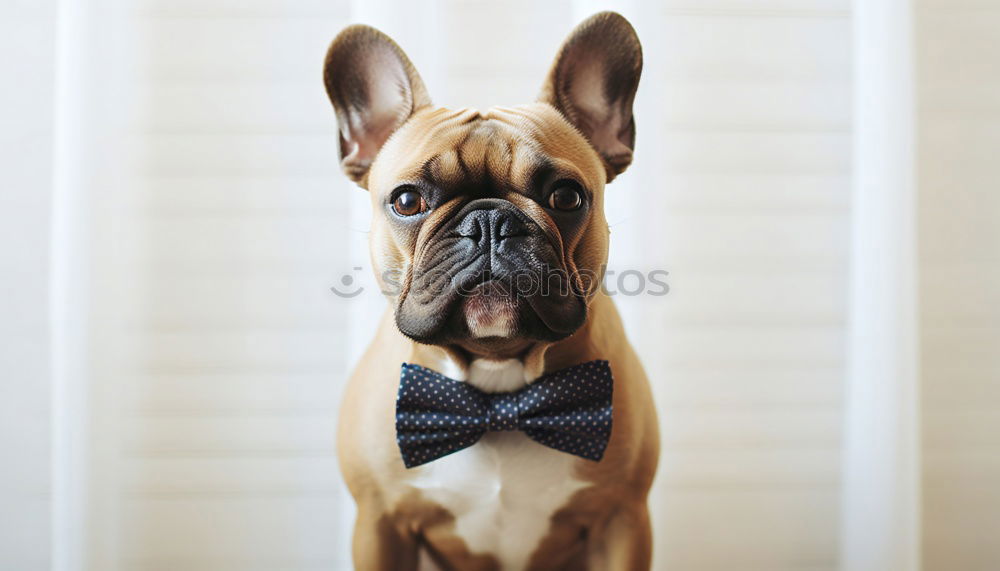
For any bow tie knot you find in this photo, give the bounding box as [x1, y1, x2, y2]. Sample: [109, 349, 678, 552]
[395, 360, 614, 468]
[487, 393, 519, 432]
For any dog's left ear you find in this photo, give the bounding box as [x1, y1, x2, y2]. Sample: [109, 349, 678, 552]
[539, 12, 642, 183]
[323, 25, 432, 187]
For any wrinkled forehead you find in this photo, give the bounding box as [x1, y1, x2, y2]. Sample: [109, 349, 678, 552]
[367, 103, 605, 196]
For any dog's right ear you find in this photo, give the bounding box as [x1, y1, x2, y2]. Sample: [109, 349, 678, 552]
[323, 25, 431, 187]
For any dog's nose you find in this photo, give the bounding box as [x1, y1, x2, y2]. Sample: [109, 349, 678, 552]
[454, 201, 529, 245]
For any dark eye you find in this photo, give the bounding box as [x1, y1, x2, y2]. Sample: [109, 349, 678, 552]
[392, 189, 427, 216]
[548, 186, 583, 211]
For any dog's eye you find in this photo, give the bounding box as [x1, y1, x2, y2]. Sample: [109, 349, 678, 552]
[548, 186, 583, 211]
[393, 190, 427, 216]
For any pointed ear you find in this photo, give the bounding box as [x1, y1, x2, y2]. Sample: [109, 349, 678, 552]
[323, 25, 431, 187]
[539, 12, 642, 183]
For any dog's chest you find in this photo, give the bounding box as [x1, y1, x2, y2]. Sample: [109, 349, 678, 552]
[406, 359, 589, 570]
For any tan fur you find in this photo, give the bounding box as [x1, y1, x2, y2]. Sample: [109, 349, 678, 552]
[338, 103, 658, 570]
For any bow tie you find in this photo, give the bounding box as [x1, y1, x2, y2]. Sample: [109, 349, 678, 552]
[395, 360, 613, 468]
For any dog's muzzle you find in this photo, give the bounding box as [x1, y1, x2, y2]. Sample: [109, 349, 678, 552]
[394, 198, 585, 345]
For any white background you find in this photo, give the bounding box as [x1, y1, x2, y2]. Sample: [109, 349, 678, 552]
[1, 0, 997, 570]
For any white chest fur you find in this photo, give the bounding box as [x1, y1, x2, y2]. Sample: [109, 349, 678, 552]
[406, 358, 588, 570]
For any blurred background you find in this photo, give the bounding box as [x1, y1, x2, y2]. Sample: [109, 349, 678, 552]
[2, 0, 998, 570]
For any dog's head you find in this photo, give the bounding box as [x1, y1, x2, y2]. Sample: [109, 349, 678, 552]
[323, 12, 641, 357]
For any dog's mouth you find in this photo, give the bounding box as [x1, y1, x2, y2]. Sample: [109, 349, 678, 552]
[393, 200, 587, 347]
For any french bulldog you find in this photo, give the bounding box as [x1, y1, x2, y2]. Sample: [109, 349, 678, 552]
[324, 11, 659, 570]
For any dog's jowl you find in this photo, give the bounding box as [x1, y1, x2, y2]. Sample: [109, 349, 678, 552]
[324, 12, 659, 570]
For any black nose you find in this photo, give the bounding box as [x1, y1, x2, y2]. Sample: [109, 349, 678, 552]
[454, 199, 530, 245]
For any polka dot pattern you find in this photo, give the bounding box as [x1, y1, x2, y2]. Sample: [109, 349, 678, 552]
[395, 360, 614, 468]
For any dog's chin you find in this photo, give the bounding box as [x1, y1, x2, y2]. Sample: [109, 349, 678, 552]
[450, 284, 532, 357]
[462, 282, 518, 339]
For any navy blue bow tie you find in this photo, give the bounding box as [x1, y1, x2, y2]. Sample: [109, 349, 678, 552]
[395, 360, 613, 468]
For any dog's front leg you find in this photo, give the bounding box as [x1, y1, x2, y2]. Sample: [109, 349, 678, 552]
[351, 503, 420, 571]
[587, 503, 653, 571]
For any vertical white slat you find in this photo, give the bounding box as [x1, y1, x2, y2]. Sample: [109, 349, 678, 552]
[53, 0, 134, 569]
[840, 0, 920, 570]
[51, 0, 95, 568]
[0, 2, 56, 570]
